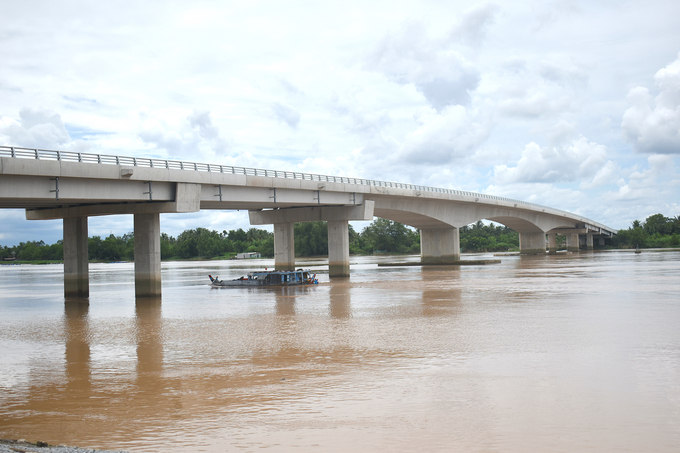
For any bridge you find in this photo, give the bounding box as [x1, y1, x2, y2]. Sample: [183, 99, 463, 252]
[0, 145, 616, 297]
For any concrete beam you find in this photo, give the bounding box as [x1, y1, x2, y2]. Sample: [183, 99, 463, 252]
[25, 183, 201, 220]
[63, 217, 89, 297]
[274, 222, 295, 271]
[175, 183, 202, 212]
[248, 201, 374, 225]
[520, 232, 546, 255]
[328, 220, 350, 277]
[420, 228, 460, 263]
[134, 213, 162, 297]
[548, 228, 588, 235]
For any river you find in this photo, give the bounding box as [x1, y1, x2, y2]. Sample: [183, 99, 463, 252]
[1, 251, 679, 452]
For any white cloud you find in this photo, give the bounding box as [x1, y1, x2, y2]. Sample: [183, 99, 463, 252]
[0, 108, 71, 149]
[493, 136, 608, 185]
[364, 20, 481, 111]
[138, 109, 230, 160]
[449, 3, 500, 47]
[622, 53, 680, 154]
[499, 92, 572, 118]
[484, 182, 588, 213]
[271, 102, 301, 129]
[398, 105, 494, 165]
[1, 0, 680, 239]
[581, 160, 619, 189]
[597, 154, 679, 224]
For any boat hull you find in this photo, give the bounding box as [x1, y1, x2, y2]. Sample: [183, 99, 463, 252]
[209, 270, 318, 287]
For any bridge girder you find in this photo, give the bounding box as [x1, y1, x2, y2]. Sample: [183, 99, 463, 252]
[368, 197, 583, 234]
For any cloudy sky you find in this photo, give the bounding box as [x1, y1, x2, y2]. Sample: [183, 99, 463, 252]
[1, 0, 680, 245]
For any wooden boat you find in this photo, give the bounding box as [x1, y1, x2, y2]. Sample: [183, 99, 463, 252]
[209, 269, 318, 287]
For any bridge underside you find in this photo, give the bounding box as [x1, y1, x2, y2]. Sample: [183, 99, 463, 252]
[370, 199, 612, 260]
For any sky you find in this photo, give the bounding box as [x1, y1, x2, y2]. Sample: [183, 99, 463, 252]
[1, 0, 680, 246]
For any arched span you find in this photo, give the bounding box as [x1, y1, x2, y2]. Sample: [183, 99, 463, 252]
[370, 197, 582, 233]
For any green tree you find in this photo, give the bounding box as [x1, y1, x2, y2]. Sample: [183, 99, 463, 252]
[459, 221, 519, 252]
[643, 214, 673, 236]
[295, 222, 328, 256]
[361, 218, 419, 254]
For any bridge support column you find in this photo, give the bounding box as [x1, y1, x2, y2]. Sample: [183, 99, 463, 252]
[548, 233, 557, 255]
[250, 203, 373, 276]
[274, 222, 295, 271]
[519, 232, 546, 254]
[599, 237, 605, 246]
[566, 233, 580, 252]
[134, 213, 161, 298]
[420, 228, 460, 263]
[64, 217, 89, 297]
[586, 233, 594, 250]
[328, 220, 350, 278]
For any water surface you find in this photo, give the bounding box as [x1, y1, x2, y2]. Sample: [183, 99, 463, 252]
[1, 252, 679, 452]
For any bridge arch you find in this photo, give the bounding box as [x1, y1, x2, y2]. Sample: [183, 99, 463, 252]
[368, 197, 590, 259]
[370, 197, 580, 232]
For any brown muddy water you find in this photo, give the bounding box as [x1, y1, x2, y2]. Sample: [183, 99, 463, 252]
[1, 251, 679, 452]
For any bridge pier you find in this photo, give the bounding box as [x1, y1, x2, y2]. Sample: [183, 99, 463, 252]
[566, 233, 580, 252]
[249, 203, 374, 277]
[586, 233, 594, 250]
[63, 217, 89, 297]
[519, 232, 546, 254]
[420, 228, 460, 263]
[328, 220, 350, 277]
[548, 233, 557, 255]
[274, 222, 296, 271]
[134, 213, 162, 297]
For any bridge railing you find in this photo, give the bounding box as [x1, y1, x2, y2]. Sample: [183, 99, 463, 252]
[0, 145, 613, 232]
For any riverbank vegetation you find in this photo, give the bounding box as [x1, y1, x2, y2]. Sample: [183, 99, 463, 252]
[3, 213, 677, 262]
[610, 214, 680, 248]
[459, 221, 519, 253]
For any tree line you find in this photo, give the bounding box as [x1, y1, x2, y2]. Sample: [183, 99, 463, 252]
[5, 213, 676, 262]
[610, 213, 680, 248]
[459, 221, 519, 252]
[0, 218, 516, 262]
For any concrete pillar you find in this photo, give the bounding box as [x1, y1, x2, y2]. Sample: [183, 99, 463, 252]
[548, 233, 557, 255]
[134, 213, 162, 297]
[519, 232, 546, 254]
[420, 228, 460, 264]
[328, 220, 350, 277]
[63, 217, 89, 297]
[274, 222, 295, 271]
[586, 233, 594, 250]
[599, 237, 605, 246]
[566, 233, 580, 252]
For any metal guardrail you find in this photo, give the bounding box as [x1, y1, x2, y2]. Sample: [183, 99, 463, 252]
[0, 145, 615, 233]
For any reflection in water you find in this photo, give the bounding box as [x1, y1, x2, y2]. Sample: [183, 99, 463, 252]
[274, 287, 296, 316]
[329, 282, 351, 318]
[64, 298, 91, 394]
[1, 254, 680, 452]
[135, 297, 163, 376]
[419, 267, 462, 317]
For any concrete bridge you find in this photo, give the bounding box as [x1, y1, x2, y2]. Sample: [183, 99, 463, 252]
[0, 145, 616, 297]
